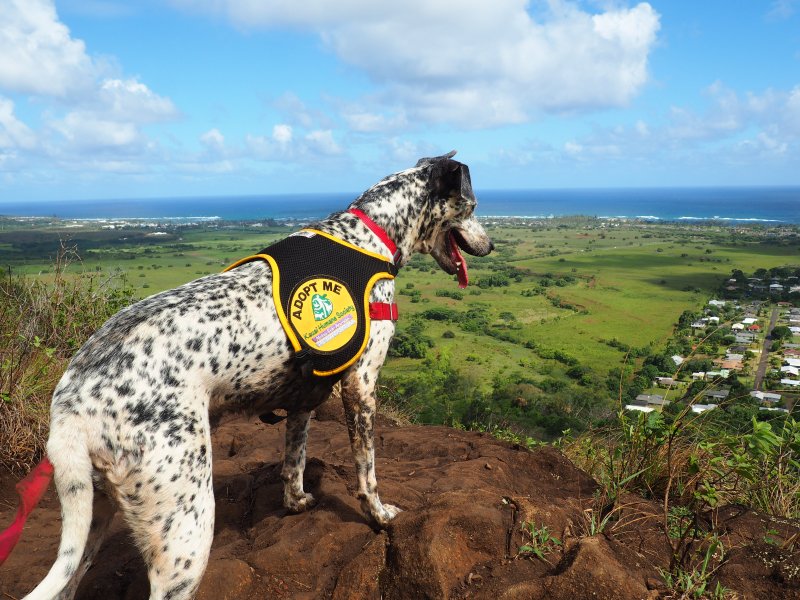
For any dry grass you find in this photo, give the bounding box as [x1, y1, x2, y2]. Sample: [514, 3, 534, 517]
[0, 244, 134, 474]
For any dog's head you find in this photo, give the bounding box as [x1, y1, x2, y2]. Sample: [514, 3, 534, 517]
[414, 151, 493, 288]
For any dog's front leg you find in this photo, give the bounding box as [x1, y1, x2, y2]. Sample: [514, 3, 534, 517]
[341, 370, 401, 527]
[281, 410, 317, 512]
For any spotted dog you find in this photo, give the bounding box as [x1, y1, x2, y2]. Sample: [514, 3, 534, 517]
[22, 152, 493, 600]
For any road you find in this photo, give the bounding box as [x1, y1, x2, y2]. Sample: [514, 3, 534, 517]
[753, 306, 779, 391]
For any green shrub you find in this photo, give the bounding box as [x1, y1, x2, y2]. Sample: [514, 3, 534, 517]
[0, 246, 135, 473]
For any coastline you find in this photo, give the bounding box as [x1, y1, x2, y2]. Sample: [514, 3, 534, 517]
[1, 186, 799, 225]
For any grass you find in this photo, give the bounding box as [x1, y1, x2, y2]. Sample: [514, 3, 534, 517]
[1, 216, 798, 444]
[517, 521, 562, 563]
[0, 244, 135, 473]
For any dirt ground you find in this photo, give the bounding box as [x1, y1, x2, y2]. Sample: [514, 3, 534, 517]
[2, 399, 800, 599]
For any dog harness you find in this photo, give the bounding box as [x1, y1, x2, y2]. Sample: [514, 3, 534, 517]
[225, 209, 399, 377]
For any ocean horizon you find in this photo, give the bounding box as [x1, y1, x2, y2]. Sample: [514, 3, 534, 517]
[1, 187, 799, 225]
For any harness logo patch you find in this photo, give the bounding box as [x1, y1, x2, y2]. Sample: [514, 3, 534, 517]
[311, 294, 333, 321]
[289, 277, 358, 352]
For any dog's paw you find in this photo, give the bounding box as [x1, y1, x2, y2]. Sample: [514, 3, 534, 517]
[285, 492, 317, 513]
[373, 503, 402, 528]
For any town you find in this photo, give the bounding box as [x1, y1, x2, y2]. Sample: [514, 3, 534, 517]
[627, 267, 800, 418]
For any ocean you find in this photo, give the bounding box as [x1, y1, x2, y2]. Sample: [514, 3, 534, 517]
[0, 187, 798, 224]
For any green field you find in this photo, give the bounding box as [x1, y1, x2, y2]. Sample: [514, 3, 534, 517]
[2, 215, 798, 436]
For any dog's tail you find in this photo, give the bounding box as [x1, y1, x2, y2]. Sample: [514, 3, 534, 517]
[23, 426, 94, 600]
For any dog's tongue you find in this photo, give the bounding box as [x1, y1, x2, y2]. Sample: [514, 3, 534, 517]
[449, 231, 469, 288]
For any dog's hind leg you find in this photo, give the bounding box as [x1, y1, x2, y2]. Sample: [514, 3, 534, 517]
[114, 435, 215, 600]
[281, 410, 317, 512]
[341, 369, 401, 528]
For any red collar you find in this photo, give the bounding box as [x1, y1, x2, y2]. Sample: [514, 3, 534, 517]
[348, 208, 400, 321]
[348, 208, 400, 263]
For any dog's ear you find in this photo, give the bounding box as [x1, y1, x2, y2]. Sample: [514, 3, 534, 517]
[426, 154, 476, 205]
[415, 150, 457, 168]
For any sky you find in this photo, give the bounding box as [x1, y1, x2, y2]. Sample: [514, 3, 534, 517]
[0, 0, 799, 202]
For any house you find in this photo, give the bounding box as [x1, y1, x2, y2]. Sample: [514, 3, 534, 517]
[705, 370, 727, 379]
[731, 323, 745, 331]
[729, 345, 749, 354]
[703, 389, 730, 401]
[785, 358, 800, 368]
[708, 300, 727, 307]
[635, 394, 669, 407]
[625, 405, 655, 413]
[691, 404, 718, 414]
[671, 355, 684, 366]
[716, 359, 743, 370]
[751, 391, 782, 403]
[742, 318, 757, 325]
[747, 324, 761, 332]
[692, 372, 706, 381]
[735, 333, 757, 343]
[655, 377, 676, 387]
[780, 366, 800, 377]
[790, 327, 800, 335]
[725, 353, 744, 361]
[760, 407, 790, 414]
[781, 379, 800, 387]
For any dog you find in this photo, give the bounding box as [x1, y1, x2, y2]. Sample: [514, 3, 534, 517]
[21, 151, 493, 600]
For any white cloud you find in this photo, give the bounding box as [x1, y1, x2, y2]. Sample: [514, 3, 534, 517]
[47, 78, 177, 154]
[50, 111, 141, 150]
[173, 0, 661, 127]
[766, 0, 797, 20]
[0, 1, 178, 173]
[382, 138, 438, 163]
[200, 127, 225, 151]
[518, 82, 800, 173]
[0, 0, 95, 97]
[272, 124, 293, 144]
[0, 96, 36, 149]
[243, 124, 342, 163]
[343, 109, 408, 133]
[274, 92, 331, 129]
[304, 130, 342, 155]
[97, 79, 178, 123]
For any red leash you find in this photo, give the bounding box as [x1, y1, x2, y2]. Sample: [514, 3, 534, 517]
[0, 457, 54, 565]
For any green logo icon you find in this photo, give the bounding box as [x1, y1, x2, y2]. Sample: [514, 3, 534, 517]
[312, 293, 333, 321]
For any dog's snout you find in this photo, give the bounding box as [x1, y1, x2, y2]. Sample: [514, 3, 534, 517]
[489, 239, 495, 252]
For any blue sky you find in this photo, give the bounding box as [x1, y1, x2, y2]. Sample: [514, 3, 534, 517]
[1, 0, 799, 201]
